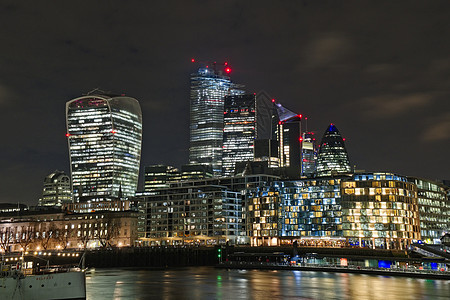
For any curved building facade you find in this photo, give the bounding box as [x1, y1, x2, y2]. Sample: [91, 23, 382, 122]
[342, 173, 420, 249]
[66, 92, 142, 200]
[316, 124, 351, 177]
[39, 170, 72, 207]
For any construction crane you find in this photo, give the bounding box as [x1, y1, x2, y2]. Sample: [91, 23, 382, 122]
[191, 58, 232, 75]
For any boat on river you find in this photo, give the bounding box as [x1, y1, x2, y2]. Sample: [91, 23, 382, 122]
[0, 255, 86, 300]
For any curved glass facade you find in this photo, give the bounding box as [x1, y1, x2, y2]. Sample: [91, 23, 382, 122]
[39, 171, 72, 206]
[316, 124, 351, 177]
[342, 173, 420, 249]
[66, 94, 142, 199]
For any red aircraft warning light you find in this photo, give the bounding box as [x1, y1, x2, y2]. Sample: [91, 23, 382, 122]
[225, 67, 231, 74]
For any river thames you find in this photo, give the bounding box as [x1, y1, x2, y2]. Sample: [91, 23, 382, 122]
[86, 267, 450, 299]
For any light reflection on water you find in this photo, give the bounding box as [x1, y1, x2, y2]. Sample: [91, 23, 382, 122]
[86, 267, 450, 300]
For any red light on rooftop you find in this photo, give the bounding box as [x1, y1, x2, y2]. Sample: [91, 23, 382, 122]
[299, 137, 303, 142]
[224, 62, 228, 66]
[225, 67, 231, 73]
[191, 58, 195, 62]
[298, 114, 302, 118]
[65, 133, 70, 137]
[343, 138, 346, 141]
[272, 99, 275, 103]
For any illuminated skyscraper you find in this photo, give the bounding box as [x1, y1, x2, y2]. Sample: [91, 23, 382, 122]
[222, 94, 256, 176]
[276, 103, 302, 178]
[189, 66, 243, 175]
[316, 124, 351, 177]
[301, 132, 317, 177]
[66, 91, 142, 200]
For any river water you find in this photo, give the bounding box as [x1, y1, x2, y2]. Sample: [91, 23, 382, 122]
[86, 267, 449, 299]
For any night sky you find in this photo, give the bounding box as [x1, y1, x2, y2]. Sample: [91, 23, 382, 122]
[1, 1, 449, 205]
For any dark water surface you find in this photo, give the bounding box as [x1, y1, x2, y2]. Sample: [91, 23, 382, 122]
[86, 267, 450, 299]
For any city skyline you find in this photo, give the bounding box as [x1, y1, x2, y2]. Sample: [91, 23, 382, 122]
[0, 1, 449, 205]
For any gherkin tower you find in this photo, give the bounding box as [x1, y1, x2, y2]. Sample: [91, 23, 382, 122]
[316, 124, 351, 177]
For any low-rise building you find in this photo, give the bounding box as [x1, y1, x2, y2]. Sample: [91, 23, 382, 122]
[137, 175, 279, 245]
[38, 171, 72, 207]
[341, 173, 420, 249]
[410, 177, 449, 244]
[0, 209, 138, 252]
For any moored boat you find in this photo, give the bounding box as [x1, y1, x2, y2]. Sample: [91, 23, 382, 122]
[1, 255, 86, 300]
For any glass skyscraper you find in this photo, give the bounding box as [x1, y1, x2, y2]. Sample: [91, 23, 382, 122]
[189, 67, 243, 176]
[222, 94, 256, 176]
[276, 103, 302, 178]
[66, 91, 142, 200]
[316, 124, 351, 177]
[301, 132, 317, 177]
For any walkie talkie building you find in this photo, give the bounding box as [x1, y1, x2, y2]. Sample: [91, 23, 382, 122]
[66, 91, 142, 200]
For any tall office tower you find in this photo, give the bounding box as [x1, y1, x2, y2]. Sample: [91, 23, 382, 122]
[255, 91, 278, 140]
[66, 90, 142, 200]
[253, 91, 280, 168]
[189, 66, 243, 176]
[276, 103, 302, 179]
[222, 94, 256, 176]
[301, 132, 317, 177]
[39, 170, 72, 207]
[316, 124, 351, 177]
[144, 165, 179, 192]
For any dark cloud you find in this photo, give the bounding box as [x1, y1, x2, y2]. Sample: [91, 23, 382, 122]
[421, 112, 450, 142]
[360, 93, 434, 118]
[0, 0, 449, 205]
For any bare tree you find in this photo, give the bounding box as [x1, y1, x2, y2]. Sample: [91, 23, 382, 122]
[94, 216, 121, 248]
[38, 223, 58, 250]
[0, 227, 15, 253]
[55, 226, 73, 250]
[17, 225, 35, 251]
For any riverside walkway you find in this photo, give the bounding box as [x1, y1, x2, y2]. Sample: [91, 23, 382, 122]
[218, 261, 450, 280]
